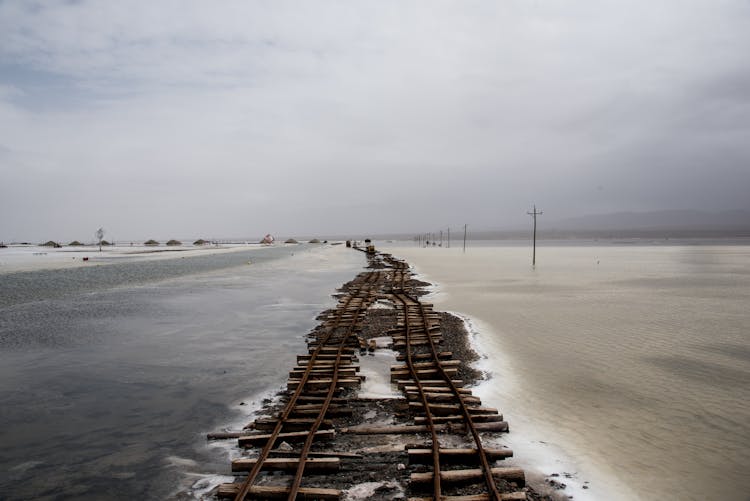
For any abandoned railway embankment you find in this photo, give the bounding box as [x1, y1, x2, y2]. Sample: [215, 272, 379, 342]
[206, 249, 552, 501]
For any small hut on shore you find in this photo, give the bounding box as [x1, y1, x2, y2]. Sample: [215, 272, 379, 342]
[42, 240, 62, 248]
[166, 239, 182, 246]
[260, 234, 275, 244]
[144, 239, 159, 246]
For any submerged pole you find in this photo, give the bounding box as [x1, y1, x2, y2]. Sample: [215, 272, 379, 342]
[527, 205, 543, 266]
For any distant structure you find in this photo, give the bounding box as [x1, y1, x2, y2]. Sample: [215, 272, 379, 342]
[365, 238, 375, 254]
[95, 227, 105, 252]
[261, 234, 275, 245]
[527, 205, 543, 266]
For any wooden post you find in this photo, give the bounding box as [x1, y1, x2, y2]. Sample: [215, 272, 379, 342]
[463, 224, 467, 253]
[527, 205, 543, 266]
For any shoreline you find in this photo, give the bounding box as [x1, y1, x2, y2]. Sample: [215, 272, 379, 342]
[406, 268, 610, 501]
[190, 251, 561, 500]
[0, 243, 286, 275]
[402, 263, 637, 501]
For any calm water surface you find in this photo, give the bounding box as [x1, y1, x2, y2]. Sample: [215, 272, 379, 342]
[386, 241, 750, 501]
[0, 245, 365, 500]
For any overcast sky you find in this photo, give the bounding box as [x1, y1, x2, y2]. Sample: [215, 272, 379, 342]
[1, 1, 749, 241]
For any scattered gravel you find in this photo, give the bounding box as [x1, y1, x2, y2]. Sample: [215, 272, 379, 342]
[205, 254, 555, 501]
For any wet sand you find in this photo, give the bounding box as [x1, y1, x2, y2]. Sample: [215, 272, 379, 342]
[0, 244, 273, 274]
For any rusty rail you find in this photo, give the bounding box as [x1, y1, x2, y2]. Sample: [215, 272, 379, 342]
[233, 271, 379, 501]
[385, 247, 505, 501]
[210, 249, 524, 501]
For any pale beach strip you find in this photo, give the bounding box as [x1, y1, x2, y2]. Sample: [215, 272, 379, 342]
[0, 243, 277, 274]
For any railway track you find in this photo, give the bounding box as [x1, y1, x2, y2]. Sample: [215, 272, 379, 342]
[208, 250, 527, 500]
[382, 254, 525, 501]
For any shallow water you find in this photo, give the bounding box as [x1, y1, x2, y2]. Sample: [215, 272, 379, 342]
[0, 245, 365, 500]
[385, 241, 750, 501]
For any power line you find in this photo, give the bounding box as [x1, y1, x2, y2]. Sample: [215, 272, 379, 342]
[527, 205, 543, 266]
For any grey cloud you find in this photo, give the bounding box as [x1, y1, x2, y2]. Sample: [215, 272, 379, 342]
[1, 1, 749, 241]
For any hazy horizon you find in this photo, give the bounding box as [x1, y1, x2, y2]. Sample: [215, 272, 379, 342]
[2, 2, 749, 241]
[4, 207, 750, 246]
[2, 207, 750, 244]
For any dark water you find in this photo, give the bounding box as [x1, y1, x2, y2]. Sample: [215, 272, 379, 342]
[0, 246, 365, 500]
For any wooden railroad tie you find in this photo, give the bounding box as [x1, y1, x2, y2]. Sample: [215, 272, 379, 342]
[216, 484, 341, 500]
[297, 354, 355, 363]
[288, 404, 353, 417]
[405, 392, 482, 405]
[253, 418, 334, 431]
[403, 385, 472, 394]
[413, 413, 504, 424]
[410, 467, 525, 487]
[391, 368, 458, 382]
[407, 447, 513, 464]
[396, 379, 464, 389]
[342, 421, 508, 434]
[391, 334, 444, 343]
[392, 360, 462, 370]
[397, 351, 453, 362]
[287, 378, 361, 390]
[312, 346, 357, 354]
[393, 339, 443, 348]
[238, 429, 335, 447]
[408, 494, 528, 501]
[231, 457, 340, 473]
[288, 369, 361, 379]
[408, 402, 500, 416]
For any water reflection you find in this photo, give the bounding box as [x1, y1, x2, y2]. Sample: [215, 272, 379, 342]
[0, 246, 364, 500]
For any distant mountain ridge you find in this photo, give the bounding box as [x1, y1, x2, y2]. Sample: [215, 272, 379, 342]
[548, 209, 750, 231]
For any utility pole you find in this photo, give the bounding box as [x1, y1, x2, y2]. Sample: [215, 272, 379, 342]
[527, 205, 543, 266]
[463, 224, 468, 253]
[447, 227, 450, 248]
